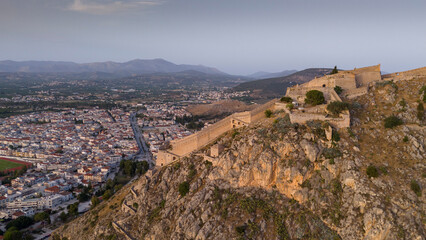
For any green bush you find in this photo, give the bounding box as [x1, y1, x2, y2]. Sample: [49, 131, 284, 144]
[399, 98, 407, 109]
[403, 136, 409, 142]
[331, 179, 343, 195]
[286, 103, 294, 110]
[330, 66, 338, 75]
[4, 228, 23, 240]
[91, 196, 100, 208]
[332, 130, 340, 142]
[305, 90, 325, 106]
[187, 164, 197, 180]
[322, 148, 342, 159]
[419, 85, 426, 102]
[417, 102, 424, 120]
[204, 160, 212, 168]
[34, 211, 50, 222]
[103, 190, 112, 200]
[264, 109, 273, 118]
[6, 216, 34, 230]
[410, 180, 421, 197]
[327, 101, 349, 115]
[231, 129, 240, 138]
[178, 181, 190, 197]
[235, 225, 247, 235]
[280, 97, 292, 103]
[334, 86, 343, 94]
[384, 116, 403, 128]
[366, 165, 379, 178]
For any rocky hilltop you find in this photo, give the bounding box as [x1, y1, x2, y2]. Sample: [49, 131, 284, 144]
[54, 78, 425, 240]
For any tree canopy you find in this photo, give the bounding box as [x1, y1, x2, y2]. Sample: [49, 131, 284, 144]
[305, 90, 325, 106]
[330, 66, 338, 75]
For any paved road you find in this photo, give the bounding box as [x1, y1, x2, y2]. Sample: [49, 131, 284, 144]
[129, 112, 154, 166]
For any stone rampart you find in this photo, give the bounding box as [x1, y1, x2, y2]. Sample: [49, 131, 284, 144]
[299, 72, 357, 90]
[382, 67, 426, 81]
[157, 99, 279, 166]
[350, 64, 381, 74]
[112, 221, 135, 240]
[286, 87, 341, 103]
[355, 71, 381, 87]
[250, 100, 277, 122]
[345, 87, 368, 99]
[170, 115, 233, 156]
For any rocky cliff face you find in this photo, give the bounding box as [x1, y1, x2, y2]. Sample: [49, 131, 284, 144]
[54, 78, 425, 240]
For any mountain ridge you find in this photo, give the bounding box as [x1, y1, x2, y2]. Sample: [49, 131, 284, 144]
[0, 59, 227, 75]
[247, 69, 298, 79]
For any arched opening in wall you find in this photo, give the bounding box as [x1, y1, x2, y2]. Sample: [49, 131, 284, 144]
[233, 125, 235, 128]
[161, 164, 163, 166]
[322, 84, 326, 87]
[173, 157, 176, 160]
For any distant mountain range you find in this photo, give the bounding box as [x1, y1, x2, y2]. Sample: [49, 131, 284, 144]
[0, 59, 227, 75]
[247, 70, 298, 79]
[234, 68, 332, 98]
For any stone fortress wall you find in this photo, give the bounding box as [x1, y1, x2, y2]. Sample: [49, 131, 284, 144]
[287, 64, 382, 99]
[157, 99, 277, 166]
[382, 67, 426, 82]
[156, 64, 426, 167]
[283, 65, 382, 129]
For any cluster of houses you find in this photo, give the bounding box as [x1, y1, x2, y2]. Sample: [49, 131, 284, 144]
[0, 109, 135, 219]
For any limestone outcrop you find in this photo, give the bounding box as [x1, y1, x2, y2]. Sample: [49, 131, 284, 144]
[53, 76, 425, 240]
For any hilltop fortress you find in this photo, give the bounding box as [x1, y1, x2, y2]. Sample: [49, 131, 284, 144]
[157, 65, 426, 166]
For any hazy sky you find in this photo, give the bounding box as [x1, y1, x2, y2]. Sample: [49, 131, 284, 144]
[1, 0, 425, 74]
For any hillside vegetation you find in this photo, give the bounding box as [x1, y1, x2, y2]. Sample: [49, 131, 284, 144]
[53, 77, 425, 240]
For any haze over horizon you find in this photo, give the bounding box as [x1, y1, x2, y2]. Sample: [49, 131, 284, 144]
[1, 0, 425, 75]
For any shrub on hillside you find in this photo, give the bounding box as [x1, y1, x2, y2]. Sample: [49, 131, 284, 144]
[307, 120, 326, 138]
[322, 148, 342, 159]
[264, 109, 273, 118]
[399, 98, 407, 109]
[286, 103, 294, 110]
[334, 86, 343, 94]
[366, 165, 379, 178]
[305, 90, 325, 106]
[384, 116, 403, 128]
[330, 66, 338, 75]
[327, 101, 349, 115]
[417, 102, 424, 121]
[332, 130, 340, 142]
[231, 129, 240, 138]
[187, 164, 197, 180]
[419, 85, 426, 102]
[178, 181, 190, 197]
[410, 180, 421, 197]
[280, 97, 292, 103]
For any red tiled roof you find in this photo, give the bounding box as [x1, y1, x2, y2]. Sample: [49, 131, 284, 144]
[12, 211, 25, 217]
[45, 186, 60, 193]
